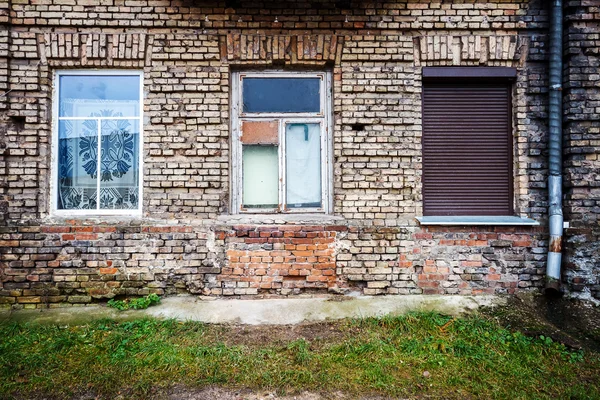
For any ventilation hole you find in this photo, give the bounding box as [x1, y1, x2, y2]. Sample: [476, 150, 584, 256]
[351, 124, 366, 131]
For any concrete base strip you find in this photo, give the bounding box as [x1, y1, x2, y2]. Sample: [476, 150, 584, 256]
[0, 295, 506, 326]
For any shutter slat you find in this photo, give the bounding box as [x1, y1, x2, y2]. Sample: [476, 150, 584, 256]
[422, 82, 512, 216]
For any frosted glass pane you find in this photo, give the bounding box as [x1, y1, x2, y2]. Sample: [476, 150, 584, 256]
[243, 146, 279, 208]
[242, 78, 320, 113]
[286, 123, 321, 208]
[99, 119, 140, 210]
[59, 75, 140, 117]
[57, 120, 98, 210]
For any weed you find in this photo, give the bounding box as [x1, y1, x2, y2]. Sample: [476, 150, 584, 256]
[107, 294, 161, 311]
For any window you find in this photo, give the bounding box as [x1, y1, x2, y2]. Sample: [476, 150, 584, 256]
[231, 71, 332, 213]
[421, 68, 515, 216]
[52, 71, 143, 215]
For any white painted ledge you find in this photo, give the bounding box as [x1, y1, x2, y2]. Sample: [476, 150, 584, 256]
[416, 216, 540, 226]
[217, 213, 345, 225]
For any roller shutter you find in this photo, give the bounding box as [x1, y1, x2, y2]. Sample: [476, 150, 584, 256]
[422, 82, 513, 216]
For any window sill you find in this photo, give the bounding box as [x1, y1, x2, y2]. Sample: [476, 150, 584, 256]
[49, 212, 143, 222]
[217, 213, 345, 225]
[416, 216, 539, 226]
[44, 214, 147, 225]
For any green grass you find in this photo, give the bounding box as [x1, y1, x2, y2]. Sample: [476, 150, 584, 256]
[107, 293, 161, 311]
[1, 313, 599, 399]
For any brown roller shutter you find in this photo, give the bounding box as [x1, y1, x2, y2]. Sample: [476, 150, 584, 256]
[422, 82, 513, 216]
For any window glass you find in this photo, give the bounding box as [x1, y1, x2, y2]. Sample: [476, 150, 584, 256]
[285, 123, 321, 208]
[59, 75, 140, 117]
[242, 77, 320, 113]
[242, 146, 279, 208]
[56, 74, 142, 212]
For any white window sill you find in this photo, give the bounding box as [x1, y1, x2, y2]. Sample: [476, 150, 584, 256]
[48, 213, 143, 224]
[416, 216, 539, 226]
[51, 211, 143, 218]
[217, 213, 345, 225]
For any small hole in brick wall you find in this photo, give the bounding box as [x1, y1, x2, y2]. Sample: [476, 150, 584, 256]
[348, 280, 367, 290]
[9, 116, 25, 131]
[335, 0, 351, 9]
[351, 123, 366, 131]
[225, 0, 241, 9]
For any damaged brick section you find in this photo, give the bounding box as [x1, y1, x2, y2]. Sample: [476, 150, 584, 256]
[1, 222, 549, 305]
[213, 225, 347, 296]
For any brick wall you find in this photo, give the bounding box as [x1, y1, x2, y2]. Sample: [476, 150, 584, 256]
[1, 224, 216, 306]
[563, 1, 600, 301]
[216, 225, 345, 296]
[340, 226, 546, 296]
[0, 0, 579, 308]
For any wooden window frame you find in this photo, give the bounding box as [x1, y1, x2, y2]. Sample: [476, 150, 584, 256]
[230, 71, 333, 214]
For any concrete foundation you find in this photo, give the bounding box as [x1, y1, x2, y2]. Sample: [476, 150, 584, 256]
[0, 294, 506, 325]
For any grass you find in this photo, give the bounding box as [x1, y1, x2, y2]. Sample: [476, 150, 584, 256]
[107, 293, 161, 311]
[1, 312, 599, 399]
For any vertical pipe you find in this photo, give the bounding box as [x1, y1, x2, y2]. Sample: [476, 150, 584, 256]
[546, 0, 563, 293]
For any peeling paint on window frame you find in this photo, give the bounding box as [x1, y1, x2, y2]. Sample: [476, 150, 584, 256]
[231, 71, 333, 215]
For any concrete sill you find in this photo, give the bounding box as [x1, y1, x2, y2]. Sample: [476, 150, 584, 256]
[217, 213, 346, 225]
[416, 216, 540, 226]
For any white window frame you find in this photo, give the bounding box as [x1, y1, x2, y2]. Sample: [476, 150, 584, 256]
[51, 70, 144, 217]
[231, 71, 333, 214]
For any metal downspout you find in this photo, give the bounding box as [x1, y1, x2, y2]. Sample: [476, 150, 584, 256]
[546, 0, 564, 293]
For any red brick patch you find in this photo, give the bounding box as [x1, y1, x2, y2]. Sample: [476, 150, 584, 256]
[218, 225, 340, 295]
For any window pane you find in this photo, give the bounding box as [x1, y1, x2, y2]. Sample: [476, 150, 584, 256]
[59, 75, 140, 117]
[57, 120, 99, 210]
[242, 77, 320, 113]
[242, 146, 279, 208]
[99, 119, 140, 210]
[285, 123, 321, 208]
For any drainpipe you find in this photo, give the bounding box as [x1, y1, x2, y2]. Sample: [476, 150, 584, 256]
[546, 0, 563, 294]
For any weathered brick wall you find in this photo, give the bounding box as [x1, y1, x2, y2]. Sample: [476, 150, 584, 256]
[0, 2, 11, 226]
[1, 224, 216, 305]
[340, 226, 546, 295]
[563, 1, 600, 301]
[0, 0, 565, 308]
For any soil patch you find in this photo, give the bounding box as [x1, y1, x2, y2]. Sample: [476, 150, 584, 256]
[203, 321, 348, 348]
[484, 293, 600, 352]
